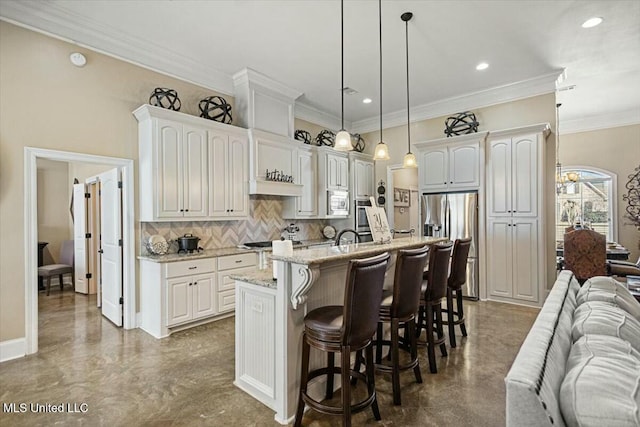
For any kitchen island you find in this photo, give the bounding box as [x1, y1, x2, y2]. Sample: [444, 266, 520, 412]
[231, 236, 447, 424]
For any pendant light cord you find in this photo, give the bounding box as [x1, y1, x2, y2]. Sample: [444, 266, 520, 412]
[341, 0, 345, 131]
[405, 17, 410, 153]
[379, 0, 383, 143]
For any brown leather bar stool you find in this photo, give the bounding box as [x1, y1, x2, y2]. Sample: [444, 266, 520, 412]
[374, 246, 429, 405]
[416, 242, 454, 373]
[294, 252, 390, 427]
[444, 238, 472, 348]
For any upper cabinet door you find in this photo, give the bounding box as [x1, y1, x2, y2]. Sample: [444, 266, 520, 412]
[297, 149, 317, 216]
[419, 147, 448, 191]
[327, 154, 340, 190]
[449, 143, 479, 188]
[354, 160, 374, 198]
[511, 134, 538, 217]
[487, 138, 512, 217]
[208, 131, 229, 217]
[337, 156, 349, 190]
[228, 136, 249, 217]
[156, 119, 183, 218]
[182, 125, 208, 218]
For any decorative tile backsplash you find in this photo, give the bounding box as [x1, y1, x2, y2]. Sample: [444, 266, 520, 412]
[141, 195, 328, 254]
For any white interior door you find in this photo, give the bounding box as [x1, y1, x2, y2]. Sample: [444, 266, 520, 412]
[99, 168, 123, 326]
[73, 183, 88, 294]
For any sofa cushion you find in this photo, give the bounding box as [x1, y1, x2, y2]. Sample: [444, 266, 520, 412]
[577, 276, 640, 320]
[572, 301, 640, 353]
[560, 334, 640, 427]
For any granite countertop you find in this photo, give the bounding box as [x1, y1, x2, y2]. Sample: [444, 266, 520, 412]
[230, 268, 277, 289]
[137, 238, 336, 263]
[270, 236, 448, 266]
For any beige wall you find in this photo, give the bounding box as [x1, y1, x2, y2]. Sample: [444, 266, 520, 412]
[561, 124, 640, 261]
[0, 22, 232, 341]
[37, 159, 71, 264]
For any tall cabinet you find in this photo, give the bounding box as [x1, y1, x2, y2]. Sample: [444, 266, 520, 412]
[485, 125, 550, 306]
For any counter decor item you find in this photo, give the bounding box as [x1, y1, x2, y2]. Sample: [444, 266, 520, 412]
[365, 196, 392, 243]
[294, 130, 312, 144]
[351, 133, 365, 152]
[147, 234, 169, 255]
[444, 111, 479, 137]
[149, 87, 181, 111]
[315, 129, 336, 147]
[177, 234, 201, 253]
[377, 180, 386, 206]
[199, 95, 232, 124]
[322, 225, 336, 240]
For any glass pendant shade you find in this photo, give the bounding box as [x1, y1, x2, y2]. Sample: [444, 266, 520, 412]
[373, 141, 390, 160]
[403, 152, 417, 168]
[334, 130, 352, 151]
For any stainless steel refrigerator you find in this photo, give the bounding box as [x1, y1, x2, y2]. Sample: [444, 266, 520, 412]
[421, 191, 479, 300]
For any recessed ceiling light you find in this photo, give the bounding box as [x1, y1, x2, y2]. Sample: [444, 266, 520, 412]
[582, 17, 603, 28]
[476, 62, 489, 71]
[362, 98, 372, 104]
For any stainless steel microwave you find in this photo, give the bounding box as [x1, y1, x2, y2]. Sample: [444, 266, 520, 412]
[327, 190, 349, 216]
[355, 199, 371, 233]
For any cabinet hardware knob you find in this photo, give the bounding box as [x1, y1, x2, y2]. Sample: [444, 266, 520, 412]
[450, 181, 453, 184]
[185, 209, 189, 212]
[189, 282, 192, 286]
[235, 260, 242, 263]
[180, 209, 184, 212]
[231, 209, 234, 212]
[444, 182, 447, 185]
[188, 266, 197, 270]
[194, 282, 197, 285]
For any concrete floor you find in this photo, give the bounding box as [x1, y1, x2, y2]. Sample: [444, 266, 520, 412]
[0, 287, 539, 426]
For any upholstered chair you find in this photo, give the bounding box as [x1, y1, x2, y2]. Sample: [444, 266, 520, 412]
[563, 229, 606, 284]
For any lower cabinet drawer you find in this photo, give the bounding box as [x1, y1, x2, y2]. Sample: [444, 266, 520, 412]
[218, 289, 235, 313]
[165, 258, 215, 278]
[218, 266, 256, 292]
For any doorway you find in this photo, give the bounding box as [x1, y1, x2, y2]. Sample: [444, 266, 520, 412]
[24, 147, 135, 355]
[386, 165, 420, 234]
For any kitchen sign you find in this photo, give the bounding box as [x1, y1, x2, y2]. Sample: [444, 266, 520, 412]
[265, 169, 294, 183]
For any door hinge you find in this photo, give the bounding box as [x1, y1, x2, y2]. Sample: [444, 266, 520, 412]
[84, 192, 91, 198]
[86, 273, 92, 279]
[119, 297, 124, 305]
[98, 190, 101, 196]
[118, 239, 123, 247]
[118, 181, 123, 189]
[85, 233, 91, 239]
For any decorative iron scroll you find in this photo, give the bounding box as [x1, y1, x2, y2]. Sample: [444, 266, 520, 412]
[623, 165, 640, 229]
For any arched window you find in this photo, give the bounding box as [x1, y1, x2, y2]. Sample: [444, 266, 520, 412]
[556, 166, 617, 241]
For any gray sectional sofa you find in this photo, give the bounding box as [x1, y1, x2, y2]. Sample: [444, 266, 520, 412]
[505, 271, 640, 426]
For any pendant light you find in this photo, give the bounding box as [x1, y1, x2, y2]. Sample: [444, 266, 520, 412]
[401, 12, 416, 168]
[373, 0, 390, 160]
[334, 0, 353, 151]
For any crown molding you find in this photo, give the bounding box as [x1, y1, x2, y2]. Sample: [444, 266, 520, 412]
[561, 108, 640, 134]
[233, 68, 302, 101]
[351, 70, 564, 134]
[0, 1, 234, 95]
[294, 102, 347, 131]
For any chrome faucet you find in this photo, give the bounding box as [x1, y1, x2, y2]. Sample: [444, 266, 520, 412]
[334, 229, 361, 246]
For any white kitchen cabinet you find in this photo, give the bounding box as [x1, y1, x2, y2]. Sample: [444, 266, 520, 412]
[167, 272, 216, 326]
[140, 256, 246, 339]
[216, 253, 257, 313]
[134, 104, 251, 222]
[486, 218, 538, 303]
[327, 152, 349, 191]
[487, 133, 538, 217]
[138, 117, 208, 221]
[485, 124, 550, 307]
[209, 130, 249, 219]
[417, 142, 479, 192]
[283, 146, 318, 218]
[354, 158, 374, 199]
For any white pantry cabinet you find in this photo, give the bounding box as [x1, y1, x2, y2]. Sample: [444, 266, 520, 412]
[487, 133, 539, 217]
[283, 146, 318, 218]
[209, 130, 250, 219]
[485, 124, 550, 307]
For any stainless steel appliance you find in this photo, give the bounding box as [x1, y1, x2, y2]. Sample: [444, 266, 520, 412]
[421, 191, 479, 300]
[355, 199, 372, 234]
[327, 190, 349, 216]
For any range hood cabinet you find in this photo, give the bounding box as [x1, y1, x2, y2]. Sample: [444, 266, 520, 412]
[248, 129, 303, 197]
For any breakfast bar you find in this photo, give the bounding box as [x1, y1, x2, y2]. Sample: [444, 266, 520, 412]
[231, 236, 447, 424]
